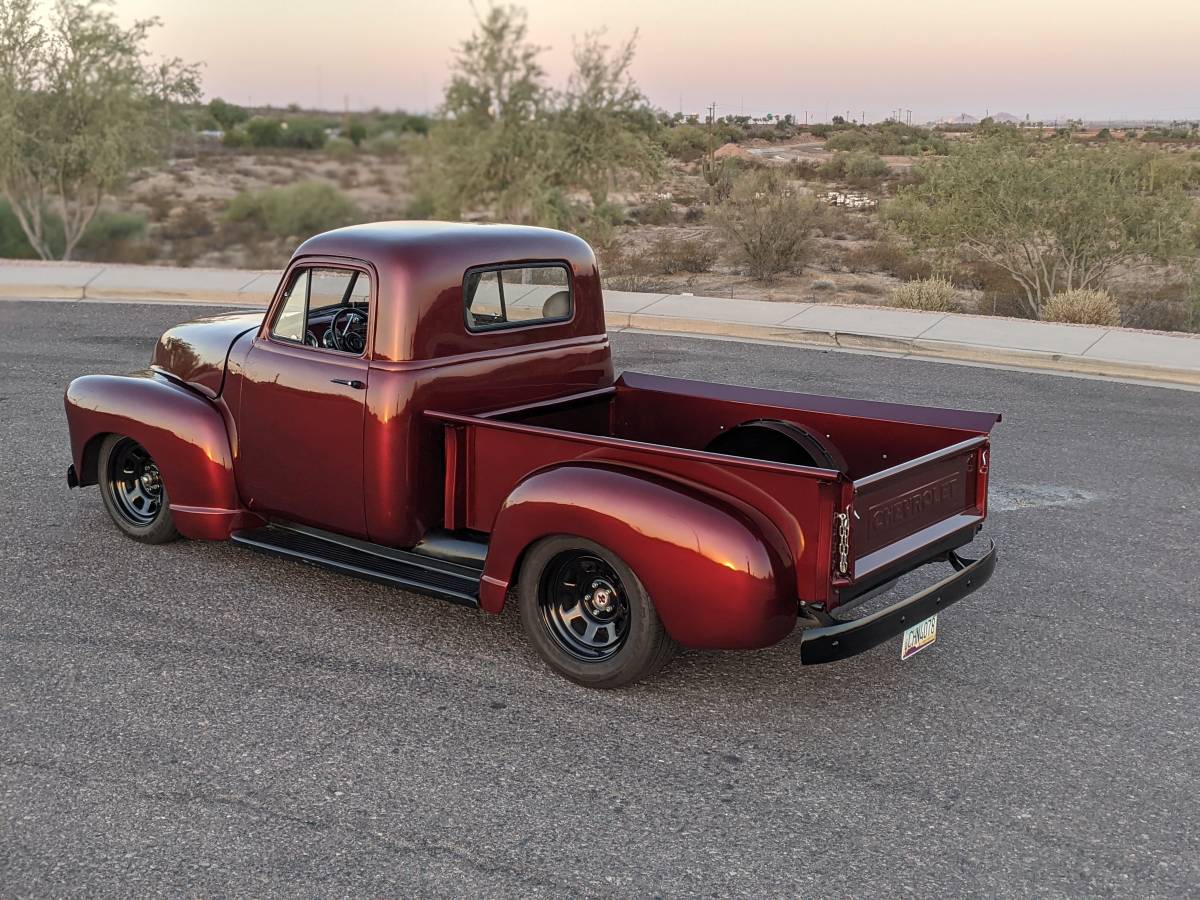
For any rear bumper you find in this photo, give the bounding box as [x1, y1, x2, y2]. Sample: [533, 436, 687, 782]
[799, 540, 996, 665]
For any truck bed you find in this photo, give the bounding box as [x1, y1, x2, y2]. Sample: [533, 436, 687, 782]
[429, 372, 999, 609]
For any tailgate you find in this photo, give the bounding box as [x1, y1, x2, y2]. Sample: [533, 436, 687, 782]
[845, 436, 990, 583]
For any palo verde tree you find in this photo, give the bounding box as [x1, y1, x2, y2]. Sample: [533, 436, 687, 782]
[428, 3, 551, 223]
[0, 0, 199, 260]
[886, 136, 1198, 318]
[424, 4, 660, 227]
[551, 30, 661, 207]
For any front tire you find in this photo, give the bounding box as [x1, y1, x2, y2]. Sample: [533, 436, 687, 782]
[518, 536, 677, 688]
[97, 434, 180, 544]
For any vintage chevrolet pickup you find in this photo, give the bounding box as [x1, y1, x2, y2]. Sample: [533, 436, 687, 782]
[65, 222, 998, 687]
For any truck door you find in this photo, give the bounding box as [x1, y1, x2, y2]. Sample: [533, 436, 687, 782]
[236, 263, 373, 538]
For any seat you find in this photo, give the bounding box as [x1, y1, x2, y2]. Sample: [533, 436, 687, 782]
[542, 290, 571, 320]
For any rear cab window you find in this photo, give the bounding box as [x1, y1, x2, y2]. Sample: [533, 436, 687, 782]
[464, 263, 572, 331]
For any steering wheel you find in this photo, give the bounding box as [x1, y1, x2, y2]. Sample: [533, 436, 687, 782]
[329, 307, 367, 354]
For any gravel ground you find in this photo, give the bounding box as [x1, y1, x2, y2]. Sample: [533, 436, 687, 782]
[1, 300, 1198, 897]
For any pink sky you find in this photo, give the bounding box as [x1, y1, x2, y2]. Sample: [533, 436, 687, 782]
[114, 0, 1199, 122]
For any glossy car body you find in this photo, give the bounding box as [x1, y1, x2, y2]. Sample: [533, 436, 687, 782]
[65, 221, 999, 658]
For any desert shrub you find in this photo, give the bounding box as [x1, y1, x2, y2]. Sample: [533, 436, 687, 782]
[405, 190, 436, 219]
[159, 205, 213, 240]
[659, 124, 710, 162]
[1041, 289, 1122, 326]
[785, 159, 822, 181]
[0, 202, 150, 259]
[650, 234, 717, 274]
[810, 279, 835, 291]
[888, 139, 1197, 318]
[889, 277, 961, 312]
[600, 246, 669, 293]
[711, 169, 822, 282]
[632, 198, 675, 225]
[224, 181, 360, 238]
[363, 134, 403, 157]
[826, 130, 872, 152]
[821, 151, 888, 184]
[844, 151, 889, 182]
[281, 117, 329, 150]
[0, 199, 39, 257]
[245, 118, 284, 148]
[1118, 295, 1194, 332]
[843, 241, 931, 280]
[208, 98, 248, 132]
[221, 127, 251, 149]
[343, 122, 368, 147]
[325, 137, 356, 161]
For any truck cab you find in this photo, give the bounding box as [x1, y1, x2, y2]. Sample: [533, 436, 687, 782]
[65, 222, 998, 688]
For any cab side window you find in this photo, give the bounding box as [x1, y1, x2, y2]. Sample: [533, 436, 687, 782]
[271, 270, 309, 342]
[269, 267, 371, 354]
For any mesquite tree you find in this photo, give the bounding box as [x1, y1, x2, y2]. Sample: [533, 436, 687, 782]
[888, 136, 1198, 318]
[0, 0, 198, 259]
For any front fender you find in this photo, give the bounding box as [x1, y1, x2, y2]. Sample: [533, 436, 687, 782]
[64, 372, 255, 540]
[480, 463, 798, 649]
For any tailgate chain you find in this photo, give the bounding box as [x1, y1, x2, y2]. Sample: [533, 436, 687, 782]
[835, 509, 850, 575]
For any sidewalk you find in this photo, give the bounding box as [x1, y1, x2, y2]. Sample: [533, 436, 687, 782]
[2, 258, 1197, 386]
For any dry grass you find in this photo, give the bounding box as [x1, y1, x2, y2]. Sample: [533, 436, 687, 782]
[889, 277, 961, 312]
[1042, 289, 1122, 326]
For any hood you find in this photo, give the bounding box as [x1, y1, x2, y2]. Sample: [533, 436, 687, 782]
[151, 312, 263, 398]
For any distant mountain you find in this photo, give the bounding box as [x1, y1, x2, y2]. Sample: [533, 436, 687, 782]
[993, 112, 1022, 123]
[942, 113, 978, 124]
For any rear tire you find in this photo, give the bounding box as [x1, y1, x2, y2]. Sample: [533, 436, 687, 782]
[518, 536, 677, 688]
[97, 434, 180, 544]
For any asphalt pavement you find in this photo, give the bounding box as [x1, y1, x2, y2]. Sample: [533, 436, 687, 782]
[1, 299, 1198, 897]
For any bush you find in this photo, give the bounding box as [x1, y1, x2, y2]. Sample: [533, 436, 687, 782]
[325, 137, 356, 161]
[821, 151, 888, 184]
[281, 117, 329, 150]
[601, 246, 670, 293]
[0, 201, 146, 259]
[889, 277, 961, 312]
[245, 117, 284, 148]
[224, 181, 360, 238]
[658, 124, 709, 162]
[711, 169, 822, 282]
[649, 234, 717, 274]
[631, 198, 675, 225]
[363, 133, 402, 157]
[843, 151, 889, 182]
[1042, 289, 1122, 326]
[826, 130, 872, 152]
[843, 241, 932, 280]
[221, 127, 251, 149]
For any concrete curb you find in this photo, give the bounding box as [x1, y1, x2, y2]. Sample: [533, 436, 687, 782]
[2, 259, 1197, 388]
[608, 313, 1200, 387]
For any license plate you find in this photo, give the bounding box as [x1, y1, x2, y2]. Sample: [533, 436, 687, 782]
[900, 615, 938, 660]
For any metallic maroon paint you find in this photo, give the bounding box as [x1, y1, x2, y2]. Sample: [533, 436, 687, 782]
[151, 312, 262, 399]
[63, 221, 1000, 655]
[479, 464, 800, 649]
[64, 372, 261, 540]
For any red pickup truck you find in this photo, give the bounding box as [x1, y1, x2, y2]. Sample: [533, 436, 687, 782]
[65, 222, 998, 687]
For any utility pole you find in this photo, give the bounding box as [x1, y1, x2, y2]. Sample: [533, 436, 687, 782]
[706, 101, 718, 170]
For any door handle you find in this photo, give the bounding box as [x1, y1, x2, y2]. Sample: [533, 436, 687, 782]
[330, 378, 365, 389]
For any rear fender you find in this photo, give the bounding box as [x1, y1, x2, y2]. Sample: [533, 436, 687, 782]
[64, 372, 256, 540]
[480, 463, 798, 649]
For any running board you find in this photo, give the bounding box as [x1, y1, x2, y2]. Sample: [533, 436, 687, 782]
[231, 522, 482, 607]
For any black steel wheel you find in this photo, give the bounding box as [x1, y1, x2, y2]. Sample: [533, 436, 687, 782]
[97, 434, 180, 544]
[519, 536, 677, 688]
[539, 551, 632, 662]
